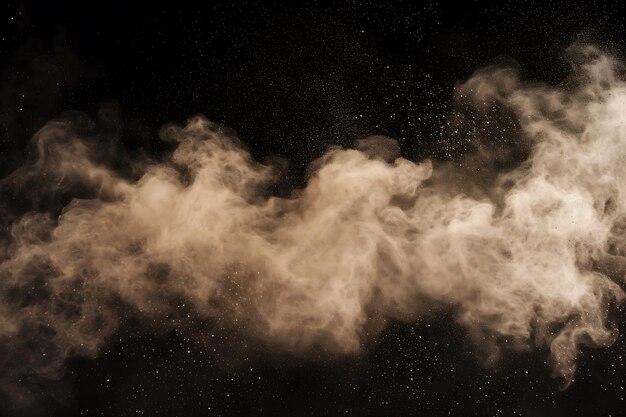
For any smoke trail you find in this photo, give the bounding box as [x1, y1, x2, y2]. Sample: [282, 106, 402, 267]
[1, 43, 626, 404]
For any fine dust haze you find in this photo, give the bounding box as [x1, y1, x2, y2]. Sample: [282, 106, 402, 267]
[2, 43, 626, 404]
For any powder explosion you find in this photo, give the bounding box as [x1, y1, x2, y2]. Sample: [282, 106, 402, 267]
[2, 43, 626, 404]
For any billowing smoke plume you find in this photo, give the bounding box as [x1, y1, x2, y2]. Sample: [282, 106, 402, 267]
[2, 43, 626, 403]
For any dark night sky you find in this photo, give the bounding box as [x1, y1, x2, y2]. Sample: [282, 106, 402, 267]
[3, 1, 626, 416]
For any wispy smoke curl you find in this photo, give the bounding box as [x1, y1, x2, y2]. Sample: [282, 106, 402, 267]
[2, 43, 626, 403]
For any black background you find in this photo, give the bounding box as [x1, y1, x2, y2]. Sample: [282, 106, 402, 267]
[2, 1, 626, 416]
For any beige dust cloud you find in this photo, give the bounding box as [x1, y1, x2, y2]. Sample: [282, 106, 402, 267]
[2, 43, 626, 400]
